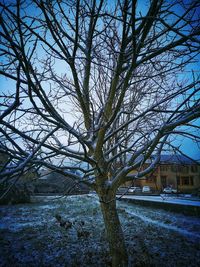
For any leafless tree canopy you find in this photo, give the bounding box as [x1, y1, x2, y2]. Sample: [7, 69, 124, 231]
[0, 0, 200, 189]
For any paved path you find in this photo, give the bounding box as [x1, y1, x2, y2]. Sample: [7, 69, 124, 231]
[119, 195, 200, 207]
[118, 194, 200, 216]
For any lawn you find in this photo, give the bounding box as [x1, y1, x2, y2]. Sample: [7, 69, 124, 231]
[0, 194, 200, 266]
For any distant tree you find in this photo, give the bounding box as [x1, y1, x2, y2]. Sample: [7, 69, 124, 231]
[0, 0, 200, 265]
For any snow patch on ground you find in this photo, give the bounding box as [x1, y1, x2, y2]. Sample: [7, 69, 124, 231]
[0, 194, 200, 267]
[125, 209, 200, 239]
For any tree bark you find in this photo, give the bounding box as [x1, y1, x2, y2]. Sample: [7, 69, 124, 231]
[99, 193, 128, 267]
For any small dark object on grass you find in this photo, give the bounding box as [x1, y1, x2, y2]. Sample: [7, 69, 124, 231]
[55, 214, 72, 230]
[55, 215, 89, 237]
[73, 220, 85, 226]
[55, 214, 61, 222]
[77, 230, 90, 239]
[61, 221, 72, 229]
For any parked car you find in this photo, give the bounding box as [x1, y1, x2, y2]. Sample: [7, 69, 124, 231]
[128, 187, 142, 193]
[142, 186, 151, 193]
[163, 187, 177, 194]
[117, 187, 128, 194]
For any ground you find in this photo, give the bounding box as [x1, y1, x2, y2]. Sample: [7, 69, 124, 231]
[0, 194, 200, 267]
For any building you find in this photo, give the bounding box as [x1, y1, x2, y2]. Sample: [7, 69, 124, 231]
[128, 155, 200, 193]
[33, 169, 90, 194]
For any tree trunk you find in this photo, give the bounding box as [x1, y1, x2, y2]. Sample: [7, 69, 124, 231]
[100, 194, 128, 267]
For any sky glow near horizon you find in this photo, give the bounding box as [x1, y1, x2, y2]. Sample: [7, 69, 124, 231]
[0, 0, 200, 162]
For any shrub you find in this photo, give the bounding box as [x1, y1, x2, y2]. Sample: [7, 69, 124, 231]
[0, 183, 31, 205]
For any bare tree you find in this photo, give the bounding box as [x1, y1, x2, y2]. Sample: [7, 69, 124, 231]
[0, 0, 200, 265]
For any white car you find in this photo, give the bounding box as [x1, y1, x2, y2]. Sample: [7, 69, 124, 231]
[117, 187, 128, 194]
[128, 187, 142, 193]
[163, 187, 177, 194]
[142, 186, 151, 193]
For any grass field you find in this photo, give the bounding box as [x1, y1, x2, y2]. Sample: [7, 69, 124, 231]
[0, 194, 200, 266]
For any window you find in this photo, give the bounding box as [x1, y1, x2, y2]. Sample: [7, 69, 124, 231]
[161, 176, 167, 187]
[160, 165, 168, 171]
[179, 176, 194, 186]
[190, 176, 194, 186]
[181, 176, 189, 185]
[171, 165, 177, 172]
[171, 165, 189, 173]
[191, 165, 198, 173]
[182, 166, 189, 173]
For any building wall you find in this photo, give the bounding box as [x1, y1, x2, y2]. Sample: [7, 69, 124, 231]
[136, 164, 200, 193]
